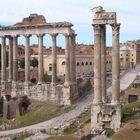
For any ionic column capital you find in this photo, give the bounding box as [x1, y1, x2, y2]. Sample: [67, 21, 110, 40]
[111, 23, 121, 36]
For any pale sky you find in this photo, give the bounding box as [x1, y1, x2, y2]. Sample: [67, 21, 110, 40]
[0, 0, 140, 46]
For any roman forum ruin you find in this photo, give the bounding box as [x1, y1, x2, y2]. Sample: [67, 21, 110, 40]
[0, 7, 122, 133]
[0, 14, 78, 106]
[91, 7, 121, 133]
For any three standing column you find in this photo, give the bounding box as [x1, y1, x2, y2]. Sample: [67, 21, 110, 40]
[111, 24, 120, 104]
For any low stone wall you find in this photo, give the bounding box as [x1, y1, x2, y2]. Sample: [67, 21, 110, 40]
[12, 83, 78, 106]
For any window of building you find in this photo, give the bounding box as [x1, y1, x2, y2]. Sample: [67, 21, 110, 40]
[77, 62, 80, 66]
[132, 54, 134, 56]
[62, 61, 65, 65]
[90, 62, 92, 65]
[49, 64, 52, 71]
[126, 59, 129, 61]
[81, 62, 84, 66]
[85, 62, 88, 65]
[128, 95, 138, 103]
[126, 54, 128, 56]
[132, 59, 134, 61]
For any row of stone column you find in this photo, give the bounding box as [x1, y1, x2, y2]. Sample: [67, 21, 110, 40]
[93, 23, 120, 105]
[1, 33, 77, 91]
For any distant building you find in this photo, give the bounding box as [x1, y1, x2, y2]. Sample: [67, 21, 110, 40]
[120, 40, 140, 69]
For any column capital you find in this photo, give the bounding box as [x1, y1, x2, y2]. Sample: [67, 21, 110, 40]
[24, 34, 32, 38]
[50, 33, 58, 37]
[37, 34, 45, 38]
[63, 33, 71, 37]
[93, 24, 101, 35]
[111, 23, 121, 36]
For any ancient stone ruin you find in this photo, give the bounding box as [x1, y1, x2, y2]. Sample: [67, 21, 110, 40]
[0, 14, 78, 110]
[91, 7, 122, 133]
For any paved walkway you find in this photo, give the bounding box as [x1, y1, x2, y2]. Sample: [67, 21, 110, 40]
[0, 65, 140, 138]
[107, 65, 140, 94]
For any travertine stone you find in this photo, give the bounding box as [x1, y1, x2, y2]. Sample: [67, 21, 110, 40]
[51, 33, 58, 85]
[8, 37, 13, 82]
[101, 25, 106, 103]
[111, 24, 120, 104]
[38, 34, 44, 84]
[93, 24, 102, 104]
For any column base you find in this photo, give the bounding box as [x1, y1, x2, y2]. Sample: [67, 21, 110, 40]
[91, 103, 122, 134]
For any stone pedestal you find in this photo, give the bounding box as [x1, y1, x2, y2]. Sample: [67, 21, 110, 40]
[62, 86, 71, 105]
[91, 103, 122, 134]
[70, 83, 78, 101]
[24, 83, 30, 95]
[11, 81, 18, 97]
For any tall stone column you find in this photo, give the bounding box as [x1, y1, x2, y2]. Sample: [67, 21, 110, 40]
[69, 34, 77, 84]
[38, 34, 44, 84]
[12, 35, 18, 97]
[8, 37, 13, 82]
[111, 24, 120, 104]
[12, 35, 18, 82]
[93, 25, 102, 104]
[64, 34, 70, 87]
[101, 25, 106, 103]
[24, 35, 31, 85]
[51, 33, 58, 85]
[1, 36, 6, 85]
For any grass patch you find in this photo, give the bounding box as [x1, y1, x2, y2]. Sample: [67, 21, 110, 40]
[105, 128, 115, 138]
[122, 100, 140, 122]
[64, 122, 78, 134]
[47, 135, 80, 140]
[15, 132, 32, 140]
[10, 102, 73, 129]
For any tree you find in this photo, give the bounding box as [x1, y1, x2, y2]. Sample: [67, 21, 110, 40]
[31, 57, 38, 68]
[19, 58, 25, 69]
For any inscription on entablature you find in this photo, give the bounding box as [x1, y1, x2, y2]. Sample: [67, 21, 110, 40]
[93, 12, 116, 25]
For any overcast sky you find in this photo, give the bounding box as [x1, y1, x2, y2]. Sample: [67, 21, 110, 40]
[0, 0, 140, 46]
